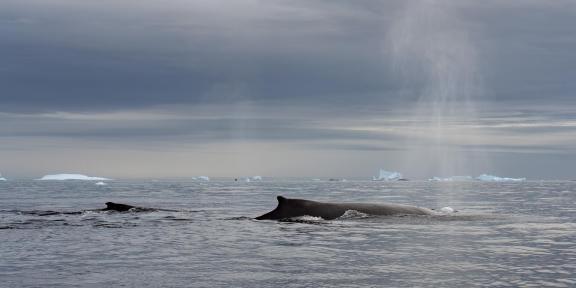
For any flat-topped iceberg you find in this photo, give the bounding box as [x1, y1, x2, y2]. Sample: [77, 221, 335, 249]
[242, 176, 263, 182]
[373, 169, 403, 181]
[37, 174, 111, 181]
[429, 176, 474, 182]
[0, 174, 6, 181]
[476, 174, 526, 182]
[192, 176, 210, 181]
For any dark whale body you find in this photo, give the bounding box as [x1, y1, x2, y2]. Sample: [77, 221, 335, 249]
[256, 196, 434, 220]
[101, 202, 154, 212]
[16, 202, 174, 216]
[99, 202, 176, 212]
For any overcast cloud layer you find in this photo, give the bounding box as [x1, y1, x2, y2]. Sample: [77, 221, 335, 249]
[1, 0, 575, 179]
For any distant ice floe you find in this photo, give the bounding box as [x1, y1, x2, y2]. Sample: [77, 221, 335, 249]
[429, 174, 526, 182]
[476, 174, 526, 182]
[0, 173, 6, 181]
[429, 176, 474, 182]
[192, 176, 210, 181]
[373, 169, 404, 181]
[94, 181, 107, 186]
[37, 174, 111, 181]
[244, 176, 263, 182]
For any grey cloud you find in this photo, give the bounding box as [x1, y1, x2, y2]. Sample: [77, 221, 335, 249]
[7, 0, 574, 112]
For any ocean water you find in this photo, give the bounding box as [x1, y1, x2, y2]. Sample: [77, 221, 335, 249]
[1, 180, 575, 287]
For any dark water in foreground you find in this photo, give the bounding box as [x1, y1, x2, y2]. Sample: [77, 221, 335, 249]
[1, 180, 575, 287]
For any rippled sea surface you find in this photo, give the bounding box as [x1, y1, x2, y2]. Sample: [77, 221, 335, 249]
[1, 180, 575, 287]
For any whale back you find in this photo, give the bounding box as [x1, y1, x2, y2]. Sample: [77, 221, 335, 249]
[255, 196, 346, 220]
[104, 202, 135, 212]
[255, 196, 434, 220]
[339, 203, 433, 216]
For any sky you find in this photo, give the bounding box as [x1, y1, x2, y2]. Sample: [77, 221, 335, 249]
[1, 0, 575, 179]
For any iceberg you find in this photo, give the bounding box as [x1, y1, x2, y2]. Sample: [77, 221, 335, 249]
[0, 173, 6, 181]
[241, 176, 263, 182]
[373, 169, 403, 181]
[95, 181, 107, 186]
[192, 176, 210, 181]
[476, 174, 526, 182]
[37, 174, 111, 181]
[429, 176, 474, 182]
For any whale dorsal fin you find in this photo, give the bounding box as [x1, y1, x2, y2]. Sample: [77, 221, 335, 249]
[277, 196, 287, 203]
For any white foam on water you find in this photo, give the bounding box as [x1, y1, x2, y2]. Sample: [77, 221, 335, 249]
[339, 210, 371, 219]
[288, 215, 325, 222]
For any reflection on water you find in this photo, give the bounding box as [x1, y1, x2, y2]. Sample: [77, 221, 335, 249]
[1, 180, 575, 287]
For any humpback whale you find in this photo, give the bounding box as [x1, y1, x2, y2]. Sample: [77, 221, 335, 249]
[99, 202, 177, 212]
[100, 202, 154, 212]
[255, 196, 434, 220]
[11, 202, 176, 217]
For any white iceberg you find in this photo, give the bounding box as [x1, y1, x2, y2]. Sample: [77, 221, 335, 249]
[476, 174, 526, 182]
[94, 181, 107, 186]
[429, 176, 474, 182]
[37, 174, 111, 181]
[192, 176, 210, 181]
[373, 169, 403, 181]
[0, 173, 6, 181]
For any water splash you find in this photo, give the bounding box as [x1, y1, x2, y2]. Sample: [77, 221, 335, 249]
[388, 0, 488, 179]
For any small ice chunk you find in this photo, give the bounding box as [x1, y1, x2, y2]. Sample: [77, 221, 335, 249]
[373, 169, 403, 181]
[440, 207, 455, 213]
[37, 174, 111, 181]
[240, 176, 263, 182]
[192, 176, 210, 181]
[476, 174, 526, 182]
[0, 173, 6, 181]
[94, 181, 107, 186]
